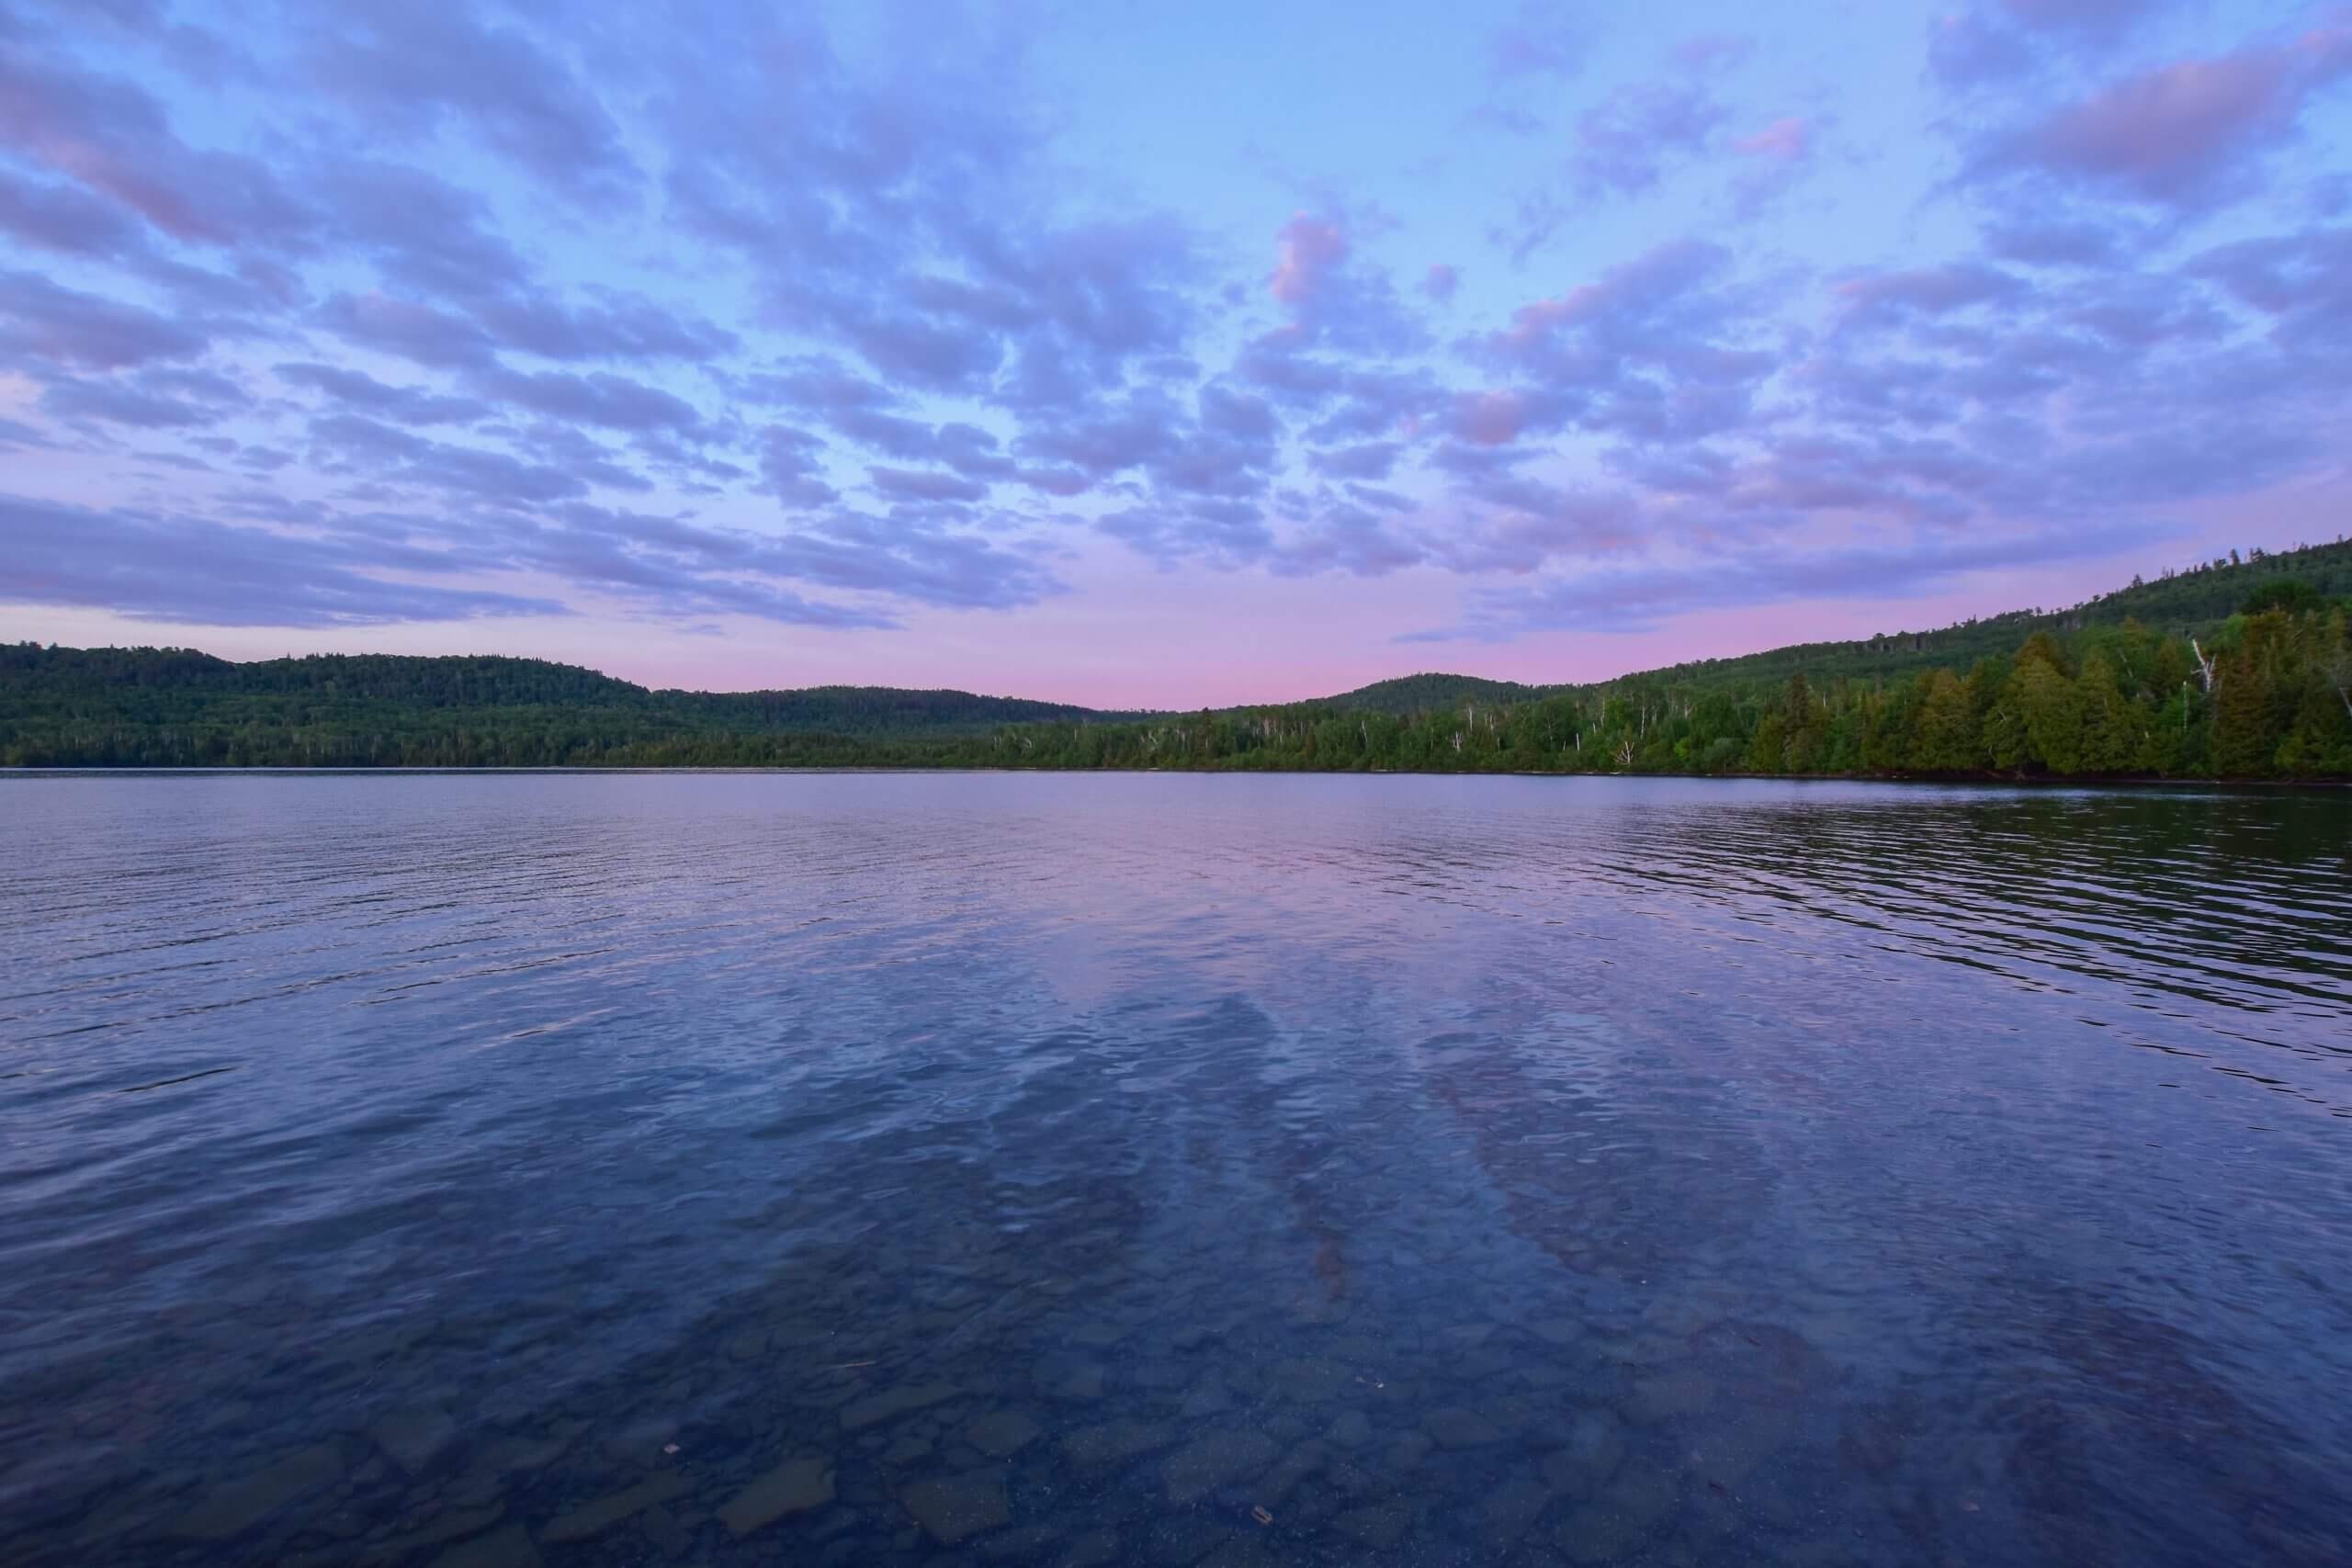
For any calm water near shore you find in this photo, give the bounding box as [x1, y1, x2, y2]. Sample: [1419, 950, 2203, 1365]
[2, 772, 2347, 1567]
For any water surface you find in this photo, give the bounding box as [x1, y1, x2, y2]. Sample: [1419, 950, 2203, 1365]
[3, 773, 2347, 1566]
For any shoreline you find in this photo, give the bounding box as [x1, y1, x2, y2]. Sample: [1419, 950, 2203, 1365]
[5, 763, 2345, 790]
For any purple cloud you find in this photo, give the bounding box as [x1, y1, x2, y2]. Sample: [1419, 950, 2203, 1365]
[1490, 2, 1587, 80]
[276, 363, 491, 426]
[0, 270, 209, 367]
[473, 368, 707, 437]
[0, 45, 309, 248]
[0, 167, 146, 256]
[0, 491, 568, 627]
[1836, 263, 2025, 320]
[3, 0, 2348, 666]
[1571, 80, 1731, 199]
[302, 2, 637, 202]
[1416, 517, 2170, 638]
[1976, 27, 2352, 206]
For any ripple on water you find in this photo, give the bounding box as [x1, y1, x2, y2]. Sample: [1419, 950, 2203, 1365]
[0, 771, 2346, 1566]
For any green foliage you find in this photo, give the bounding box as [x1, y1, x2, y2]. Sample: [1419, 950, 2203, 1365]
[6, 537, 2350, 780]
[0, 646, 1130, 768]
[2240, 578, 2325, 616]
[1317, 672, 1550, 714]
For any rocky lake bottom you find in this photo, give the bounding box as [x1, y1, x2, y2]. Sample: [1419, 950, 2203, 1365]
[3, 772, 2346, 1565]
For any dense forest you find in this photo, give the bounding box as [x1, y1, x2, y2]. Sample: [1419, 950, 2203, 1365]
[5, 538, 2348, 780]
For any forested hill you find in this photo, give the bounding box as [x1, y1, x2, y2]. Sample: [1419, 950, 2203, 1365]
[5, 536, 2348, 776]
[1312, 539, 2352, 710]
[1630, 537, 2352, 692]
[0, 645, 1123, 766]
[1318, 673, 1550, 713]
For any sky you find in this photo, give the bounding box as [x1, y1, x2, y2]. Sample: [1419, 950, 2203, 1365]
[1, 0, 2348, 706]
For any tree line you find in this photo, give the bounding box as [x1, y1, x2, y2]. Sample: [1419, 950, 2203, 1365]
[5, 581, 2347, 780]
[976, 595, 2350, 782]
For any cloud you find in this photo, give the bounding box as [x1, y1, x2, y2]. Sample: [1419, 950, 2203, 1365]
[1308, 441, 1401, 480]
[1731, 118, 1810, 160]
[4, 0, 2349, 660]
[1973, 28, 2352, 207]
[1489, 2, 1587, 80]
[473, 368, 707, 436]
[301, 1, 638, 202]
[2193, 226, 2352, 330]
[1260, 213, 1428, 357]
[0, 270, 209, 367]
[40, 366, 250, 430]
[0, 43, 310, 247]
[868, 466, 989, 504]
[1929, 0, 2166, 86]
[0, 167, 147, 256]
[1271, 215, 1348, 306]
[0, 491, 568, 626]
[1982, 216, 2131, 268]
[758, 426, 842, 510]
[1416, 519, 2169, 638]
[1474, 238, 1776, 445]
[1570, 80, 1731, 199]
[1836, 263, 2025, 320]
[318, 291, 498, 368]
[276, 362, 491, 425]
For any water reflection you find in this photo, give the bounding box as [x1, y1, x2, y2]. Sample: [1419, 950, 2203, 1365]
[0, 773, 2346, 1565]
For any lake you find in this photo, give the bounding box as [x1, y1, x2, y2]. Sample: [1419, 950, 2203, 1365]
[2, 772, 2347, 1567]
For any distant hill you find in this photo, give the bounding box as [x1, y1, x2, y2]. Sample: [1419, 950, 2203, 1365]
[1319, 673, 1551, 714]
[4, 534, 2345, 773]
[0, 646, 1125, 766]
[1608, 537, 2352, 696]
[1306, 543, 2352, 718]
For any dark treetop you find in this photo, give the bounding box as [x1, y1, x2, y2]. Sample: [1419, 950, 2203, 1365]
[6, 539, 2348, 779]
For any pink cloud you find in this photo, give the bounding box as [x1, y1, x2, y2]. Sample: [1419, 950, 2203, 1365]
[1991, 26, 2352, 203]
[1421, 263, 1460, 301]
[1731, 117, 1810, 160]
[1452, 389, 1529, 446]
[1269, 213, 1348, 306]
[1835, 264, 2020, 316]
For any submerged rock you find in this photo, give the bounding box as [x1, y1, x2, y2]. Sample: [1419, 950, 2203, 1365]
[1268, 1357, 1351, 1404]
[1541, 1409, 1626, 1497]
[1164, 1429, 1278, 1505]
[1479, 1474, 1556, 1545]
[1035, 1356, 1107, 1402]
[427, 1521, 542, 1568]
[842, 1381, 959, 1430]
[1180, 1376, 1235, 1417]
[1258, 1439, 1329, 1505]
[719, 1455, 835, 1536]
[1383, 1431, 1433, 1472]
[1063, 1419, 1177, 1474]
[1061, 1528, 1124, 1567]
[1145, 1514, 1232, 1564]
[171, 1440, 346, 1540]
[369, 1501, 508, 1559]
[1555, 1456, 1679, 1559]
[901, 1469, 1010, 1543]
[966, 1410, 1043, 1458]
[1624, 1370, 1715, 1425]
[1329, 1502, 1411, 1549]
[542, 1469, 688, 1542]
[1529, 1315, 1586, 1346]
[368, 1405, 458, 1477]
[1423, 1407, 1504, 1449]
